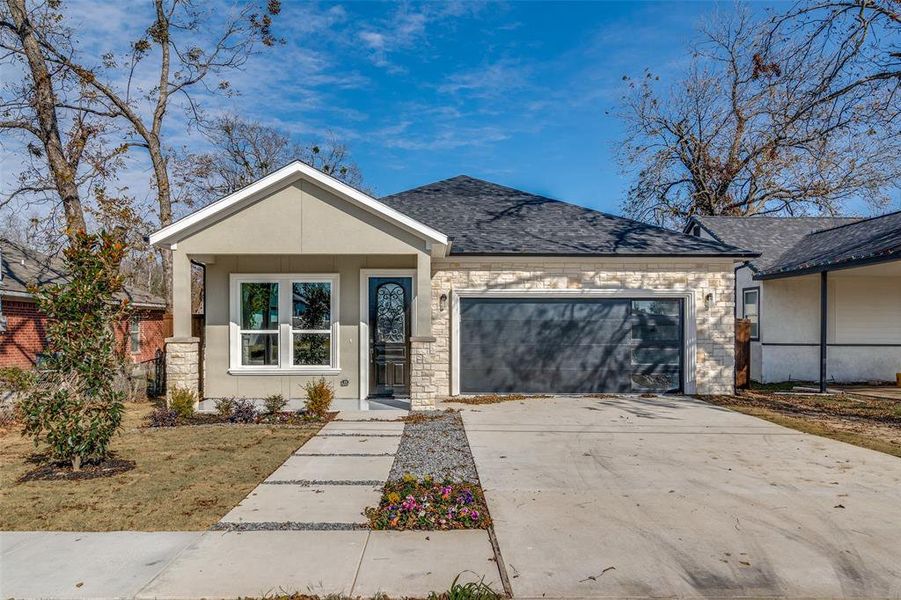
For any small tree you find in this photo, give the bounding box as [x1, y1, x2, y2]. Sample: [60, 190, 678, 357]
[18, 230, 128, 470]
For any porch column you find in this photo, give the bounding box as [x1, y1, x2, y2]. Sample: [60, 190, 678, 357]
[414, 251, 432, 336]
[166, 247, 200, 404]
[409, 250, 438, 410]
[819, 270, 828, 393]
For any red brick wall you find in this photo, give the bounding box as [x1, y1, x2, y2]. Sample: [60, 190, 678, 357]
[0, 299, 46, 368]
[0, 296, 166, 367]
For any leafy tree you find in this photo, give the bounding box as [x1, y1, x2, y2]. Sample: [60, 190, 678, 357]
[18, 230, 129, 470]
[618, 3, 899, 227]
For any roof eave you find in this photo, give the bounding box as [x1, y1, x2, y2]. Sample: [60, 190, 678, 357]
[148, 161, 448, 249]
[755, 251, 900, 280]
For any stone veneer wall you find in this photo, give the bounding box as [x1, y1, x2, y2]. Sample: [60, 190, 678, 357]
[409, 336, 440, 410]
[165, 336, 200, 404]
[421, 261, 736, 406]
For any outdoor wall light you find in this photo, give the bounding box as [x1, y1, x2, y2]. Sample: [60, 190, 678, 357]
[704, 292, 714, 309]
[439, 293, 448, 312]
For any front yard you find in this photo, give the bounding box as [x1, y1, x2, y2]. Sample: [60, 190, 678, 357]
[704, 388, 901, 458]
[0, 402, 320, 530]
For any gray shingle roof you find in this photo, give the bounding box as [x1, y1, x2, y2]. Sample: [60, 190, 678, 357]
[1, 238, 166, 309]
[687, 216, 861, 271]
[755, 210, 901, 278]
[380, 176, 756, 257]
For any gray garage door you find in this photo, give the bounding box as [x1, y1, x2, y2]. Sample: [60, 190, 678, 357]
[459, 297, 683, 394]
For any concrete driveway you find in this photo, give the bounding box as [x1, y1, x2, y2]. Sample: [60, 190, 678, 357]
[460, 395, 901, 599]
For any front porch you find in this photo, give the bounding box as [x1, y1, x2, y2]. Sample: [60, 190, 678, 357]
[167, 252, 439, 412]
[150, 163, 449, 411]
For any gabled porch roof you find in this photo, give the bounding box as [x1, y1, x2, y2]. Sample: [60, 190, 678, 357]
[148, 161, 449, 254]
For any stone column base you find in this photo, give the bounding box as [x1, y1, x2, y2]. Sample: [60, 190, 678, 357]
[165, 336, 200, 405]
[410, 336, 439, 410]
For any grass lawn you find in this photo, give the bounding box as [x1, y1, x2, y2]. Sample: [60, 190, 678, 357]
[704, 391, 901, 459]
[0, 402, 320, 531]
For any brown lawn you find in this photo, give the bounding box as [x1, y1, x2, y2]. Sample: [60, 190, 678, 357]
[703, 390, 901, 459]
[0, 402, 319, 531]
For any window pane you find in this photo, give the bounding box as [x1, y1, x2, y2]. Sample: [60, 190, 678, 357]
[293, 282, 331, 330]
[241, 282, 278, 330]
[632, 346, 681, 366]
[293, 333, 331, 366]
[241, 333, 278, 366]
[632, 300, 680, 317]
[750, 322, 759, 339]
[130, 316, 140, 353]
[632, 322, 680, 341]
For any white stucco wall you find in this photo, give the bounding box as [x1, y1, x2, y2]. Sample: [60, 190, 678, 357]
[756, 271, 901, 383]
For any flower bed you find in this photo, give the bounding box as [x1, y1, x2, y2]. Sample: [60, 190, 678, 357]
[365, 474, 491, 530]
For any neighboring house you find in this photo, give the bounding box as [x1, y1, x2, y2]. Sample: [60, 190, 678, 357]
[685, 214, 901, 388]
[149, 161, 756, 411]
[0, 239, 167, 368]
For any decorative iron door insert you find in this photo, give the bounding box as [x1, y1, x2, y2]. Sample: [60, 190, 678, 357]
[369, 277, 412, 397]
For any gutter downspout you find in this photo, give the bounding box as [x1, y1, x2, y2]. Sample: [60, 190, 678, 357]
[819, 270, 828, 393]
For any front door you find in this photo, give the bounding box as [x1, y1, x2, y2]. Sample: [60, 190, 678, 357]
[368, 277, 412, 397]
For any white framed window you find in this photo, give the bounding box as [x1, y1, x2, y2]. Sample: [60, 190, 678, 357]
[229, 274, 339, 373]
[742, 287, 759, 340]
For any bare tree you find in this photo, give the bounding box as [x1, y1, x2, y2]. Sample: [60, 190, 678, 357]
[172, 114, 367, 209]
[24, 0, 282, 308]
[618, 2, 900, 227]
[0, 0, 107, 238]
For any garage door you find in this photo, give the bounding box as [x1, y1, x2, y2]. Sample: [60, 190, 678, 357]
[459, 297, 683, 394]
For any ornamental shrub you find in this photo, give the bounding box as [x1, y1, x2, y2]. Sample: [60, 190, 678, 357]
[214, 397, 235, 417]
[303, 378, 334, 420]
[169, 387, 196, 419]
[229, 397, 258, 423]
[18, 230, 128, 470]
[263, 393, 287, 415]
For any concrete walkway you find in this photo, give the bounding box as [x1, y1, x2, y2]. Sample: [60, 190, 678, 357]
[135, 410, 501, 599]
[459, 394, 901, 599]
[2, 410, 500, 599]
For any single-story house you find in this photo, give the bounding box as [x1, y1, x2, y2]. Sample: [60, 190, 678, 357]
[685, 213, 901, 389]
[149, 161, 757, 410]
[0, 238, 167, 368]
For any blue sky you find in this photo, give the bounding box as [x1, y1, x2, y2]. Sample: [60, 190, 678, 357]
[6, 0, 893, 224]
[242, 0, 724, 210]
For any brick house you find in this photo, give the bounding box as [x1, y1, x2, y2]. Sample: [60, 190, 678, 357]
[0, 239, 167, 368]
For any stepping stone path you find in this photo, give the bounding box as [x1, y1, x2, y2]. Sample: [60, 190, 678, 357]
[217, 409, 407, 531]
[135, 408, 503, 599]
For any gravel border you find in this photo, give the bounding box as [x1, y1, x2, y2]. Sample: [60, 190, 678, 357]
[212, 521, 368, 531]
[388, 411, 479, 482]
[293, 452, 396, 457]
[261, 479, 384, 486]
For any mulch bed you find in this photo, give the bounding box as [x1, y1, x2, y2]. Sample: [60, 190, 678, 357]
[18, 457, 136, 482]
[146, 411, 336, 429]
[451, 393, 551, 405]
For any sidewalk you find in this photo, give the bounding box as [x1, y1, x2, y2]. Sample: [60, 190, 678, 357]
[2, 410, 501, 599]
[137, 409, 500, 598]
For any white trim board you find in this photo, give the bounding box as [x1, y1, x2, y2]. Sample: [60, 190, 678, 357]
[359, 269, 418, 406]
[149, 161, 448, 250]
[449, 288, 698, 396]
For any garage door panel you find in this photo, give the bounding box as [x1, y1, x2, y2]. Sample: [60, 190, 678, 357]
[461, 366, 635, 394]
[463, 319, 633, 346]
[459, 297, 683, 394]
